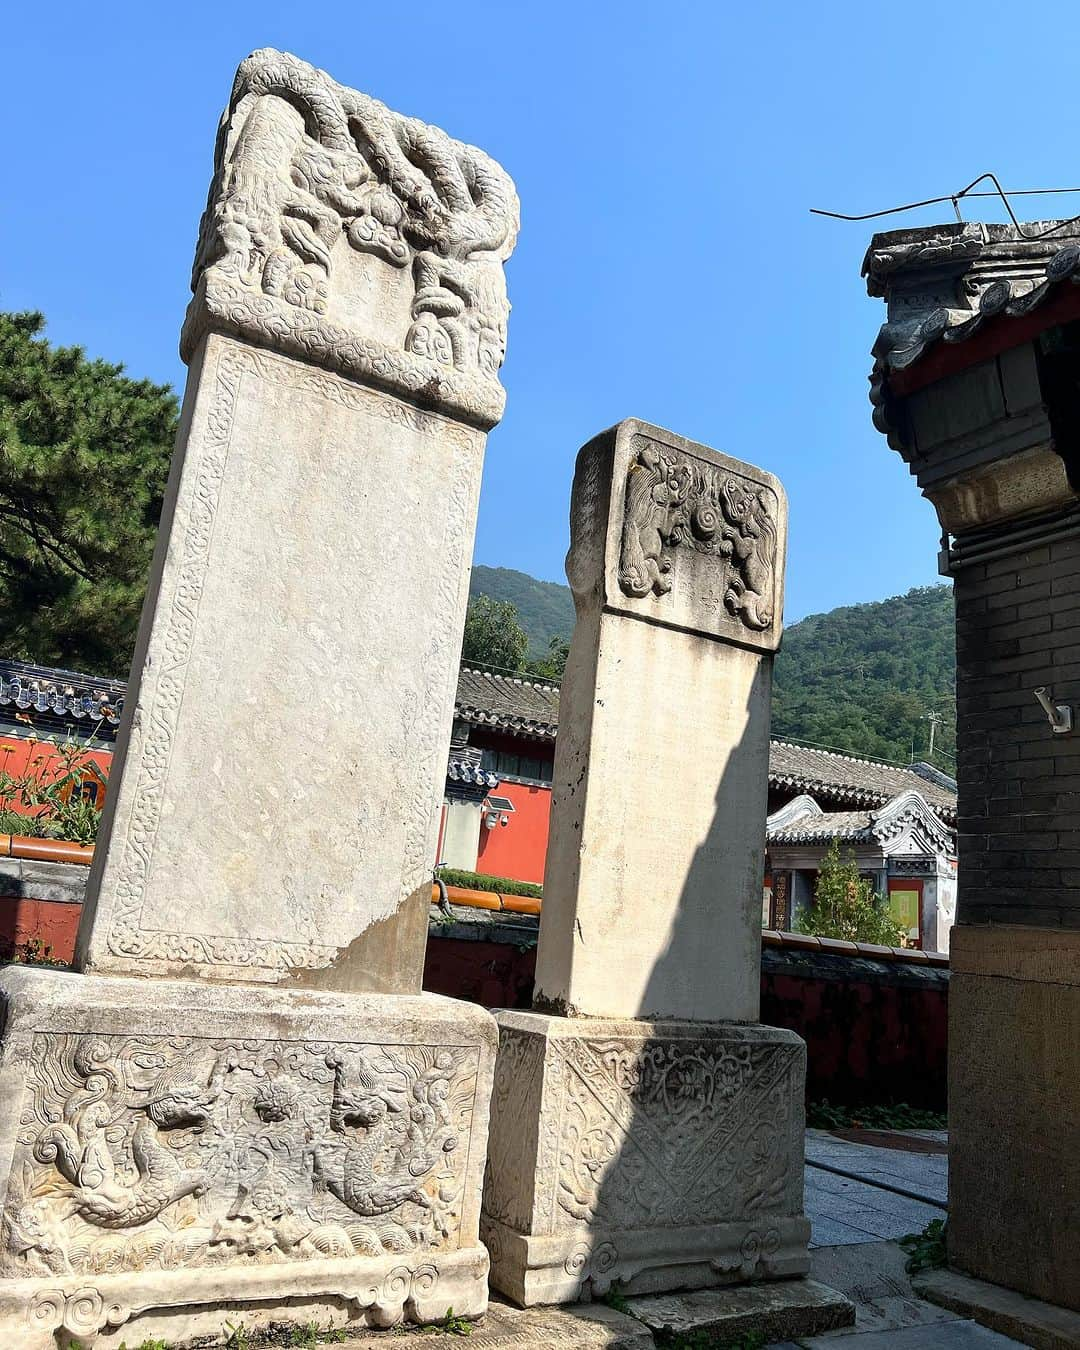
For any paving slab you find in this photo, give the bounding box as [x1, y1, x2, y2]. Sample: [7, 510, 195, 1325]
[805, 1130, 948, 1207]
[625, 1278, 854, 1342]
[802, 1321, 1028, 1347]
[805, 1169, 944, 1247]
[801, 1241, 968, 1339]
[915, 1267, 1080, 1350]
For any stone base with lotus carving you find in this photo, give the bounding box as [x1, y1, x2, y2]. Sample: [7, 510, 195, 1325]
[0, 966, 497, 1347]
[482, 1011, 809, 1307]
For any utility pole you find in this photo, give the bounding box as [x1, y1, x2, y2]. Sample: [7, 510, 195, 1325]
[922, 709, 944, 759]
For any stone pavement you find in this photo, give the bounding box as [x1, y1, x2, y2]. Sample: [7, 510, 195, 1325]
[804, 1128, 947, 1248]
[270, 1130, 1042, 1348]
[781, 1130, 1027, 1348]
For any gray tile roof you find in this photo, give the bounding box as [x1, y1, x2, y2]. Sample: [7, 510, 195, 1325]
[453, 670, 957, 821]
[454, 667, 560, 740]
[864, 221, 1080, 375]
[768, 741, 956, 822]
[767, 808, 875, 844]
[863, 220, 1080, 454]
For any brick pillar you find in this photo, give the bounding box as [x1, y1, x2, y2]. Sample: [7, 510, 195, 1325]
[864, 222, 1080, 1312]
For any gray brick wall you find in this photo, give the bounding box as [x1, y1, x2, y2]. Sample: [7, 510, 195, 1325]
[955, 531, 1080, 926]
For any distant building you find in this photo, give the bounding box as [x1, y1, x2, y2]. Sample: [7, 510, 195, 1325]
[441, 668, 958, 948]
[765, 789, 957, 951]
[0, 657, 959, 949]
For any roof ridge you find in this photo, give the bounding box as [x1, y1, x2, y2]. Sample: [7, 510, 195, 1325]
[458, 665, 560, 694]
[769, 737, 920, 772]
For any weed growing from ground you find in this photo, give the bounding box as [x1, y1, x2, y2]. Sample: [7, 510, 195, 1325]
[601, 1283, 634, 1316]
[899, 1217, 947, 1274]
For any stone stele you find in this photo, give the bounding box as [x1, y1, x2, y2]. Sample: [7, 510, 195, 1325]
[0, 48, 517, 1347]
[483, 421, 810, 1305]
[76, 46, 519, 991]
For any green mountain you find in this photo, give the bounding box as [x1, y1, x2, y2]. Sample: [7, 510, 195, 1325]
[469, 566, 956, 770]
[771, 585, 955, 770]
[469, 566, 575, 657]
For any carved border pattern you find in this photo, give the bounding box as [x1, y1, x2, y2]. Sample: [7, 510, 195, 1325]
[104, 343, 479, 972]
[550, 1036, 799, 1232]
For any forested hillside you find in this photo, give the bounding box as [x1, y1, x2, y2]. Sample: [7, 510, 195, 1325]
[469, 564, 956, 770]
[771, 585, 955, 769]
[469, 566, 575, 658]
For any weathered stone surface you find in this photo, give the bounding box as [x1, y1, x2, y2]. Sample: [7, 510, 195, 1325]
[483, 422, 805, 1306]
[948, 926, 1080, 1315]
[914, 1265, 1080, 1350]
[338, 1297, 654, 1348]
[183, 49, 519, 431]
[625, 1277, 854, 1340]
[482, 1012, 808, 1305]
[533, 418, 787, 1024]
[75, 49, 517, 992]
[0, 965, 497, 1348]
[77, 334, 486, 990]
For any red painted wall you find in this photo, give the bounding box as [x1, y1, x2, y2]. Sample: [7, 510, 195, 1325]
[476, 780, 551, 884]
[0, 897, 81, 961]
[0, 735, 111, 821]
[423, 934, 949, 1109]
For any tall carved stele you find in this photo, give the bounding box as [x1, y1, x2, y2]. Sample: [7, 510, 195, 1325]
[0, 50, 517, 1347]
[482, 421, 815, 1306]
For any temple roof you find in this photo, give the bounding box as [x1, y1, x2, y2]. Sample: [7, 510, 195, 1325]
[864, 220, 1080, 376]
[767, 807, 875, 844]
[767, 741, 956, 822]
[766, 788, 955, 852]
[452, 668, 957, 822]
[454, 667, 560, 740]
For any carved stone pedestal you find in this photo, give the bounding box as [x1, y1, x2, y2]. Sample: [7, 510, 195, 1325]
[0, 967, 496, 1348]
[482, 1013, 808, 1307]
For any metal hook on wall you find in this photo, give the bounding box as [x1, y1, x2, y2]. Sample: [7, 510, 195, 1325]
[1034, 686, 1073, 735]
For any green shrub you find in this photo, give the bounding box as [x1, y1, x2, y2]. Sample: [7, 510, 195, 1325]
[437, 867, 542, 900]
[795, 839, 905, 946]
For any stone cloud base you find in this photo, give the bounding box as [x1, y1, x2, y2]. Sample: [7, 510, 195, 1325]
[0, 967, 497, 1347]
[482, 1012, 809, 1306]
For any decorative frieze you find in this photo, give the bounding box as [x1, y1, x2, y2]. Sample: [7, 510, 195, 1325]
[0, 968, 496, 1346]
[482, 1014, 808, 1305]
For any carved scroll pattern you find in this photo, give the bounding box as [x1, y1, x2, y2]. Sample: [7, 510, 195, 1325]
[619, 440, 779, 630]
[187, 50, 518, 424]
[553, 1037, 798, 1233]
[3, 1032, 479, 1280]
[104, 343, 478, 971]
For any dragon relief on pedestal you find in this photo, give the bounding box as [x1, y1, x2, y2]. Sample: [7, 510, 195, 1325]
[619, 441, 778, 631]
[2, 1032, 477, 1279]
[191, 48, 518, 381]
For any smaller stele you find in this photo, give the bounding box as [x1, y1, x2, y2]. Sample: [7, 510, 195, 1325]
[481, 418, 808, 1308]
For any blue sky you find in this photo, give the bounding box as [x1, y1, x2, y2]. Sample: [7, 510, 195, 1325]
[5, 3, 1079, 623]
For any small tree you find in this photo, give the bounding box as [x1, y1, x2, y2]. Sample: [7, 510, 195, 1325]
[525, 634, 569, 683]
[795, 838, 906, 947]
[461, 594, 530, 673]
